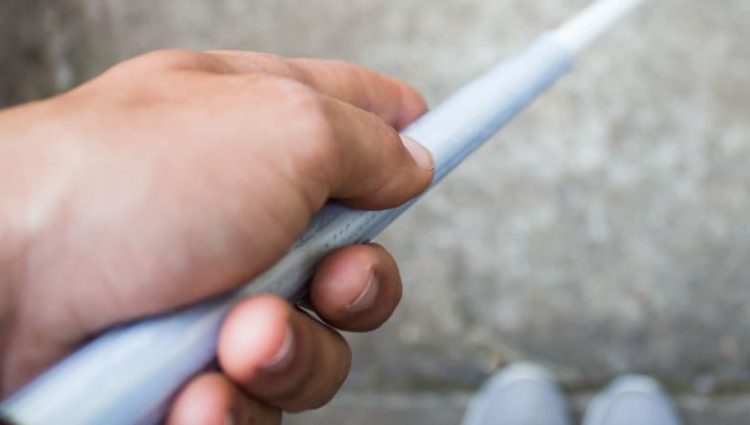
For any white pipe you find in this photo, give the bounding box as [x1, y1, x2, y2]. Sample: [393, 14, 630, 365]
[552, 0, 645, 54]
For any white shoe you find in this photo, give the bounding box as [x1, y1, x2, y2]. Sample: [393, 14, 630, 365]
[461, 363, 572, 425]
[582, 375, 682, 425]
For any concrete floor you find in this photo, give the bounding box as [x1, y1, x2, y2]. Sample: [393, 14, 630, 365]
[2, 0, 750, 423]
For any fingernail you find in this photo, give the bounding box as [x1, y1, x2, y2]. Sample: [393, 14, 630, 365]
[260, 326, 295, 373]
[347, 272, 379, 313]
[401, 135, 434, 170]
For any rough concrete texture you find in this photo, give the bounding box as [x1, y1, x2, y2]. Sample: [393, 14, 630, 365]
[2, 0, 750, 423]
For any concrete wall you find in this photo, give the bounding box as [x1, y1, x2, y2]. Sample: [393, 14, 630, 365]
[2, 0, 749, 423]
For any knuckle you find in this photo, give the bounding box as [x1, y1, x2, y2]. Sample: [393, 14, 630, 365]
[98, 50, 217, 96]
[266, 77, 337, 157]
[326, 59, 362, 75]
[329, 59, 370, 90]
[280, 84, 338, 167]
[126, 49, 215, 72]
[298, 101, 340, 187]
[259, 76, 313, 102]
[248, 76, 337, 209]
[255, 52, 296, 72]
[302, 99, 337, 150]
[325, 59, 357, 73]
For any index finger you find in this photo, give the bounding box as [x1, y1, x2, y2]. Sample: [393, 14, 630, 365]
[290, 58, 428, 129]
[207, 51, 427, 129]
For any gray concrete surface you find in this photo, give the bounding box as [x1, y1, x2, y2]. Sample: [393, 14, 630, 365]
[285, 392, 750, 425]
[2, 0, 750, 423]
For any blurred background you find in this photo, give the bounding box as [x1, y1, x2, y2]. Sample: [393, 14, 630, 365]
[2, 0, 749, 423]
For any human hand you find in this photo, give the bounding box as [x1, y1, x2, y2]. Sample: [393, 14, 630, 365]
[0, 49, 432, 424]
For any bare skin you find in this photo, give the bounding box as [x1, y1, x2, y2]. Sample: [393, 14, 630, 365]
[0, 50, 433, 424]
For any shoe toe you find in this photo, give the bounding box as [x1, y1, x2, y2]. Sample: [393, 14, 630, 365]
[462, 363, 572, 425]
[583, 375, 682, 425]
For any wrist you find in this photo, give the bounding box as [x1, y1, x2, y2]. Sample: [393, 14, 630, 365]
[0, 104, 44, 371]
[0, 99, 59, 303]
